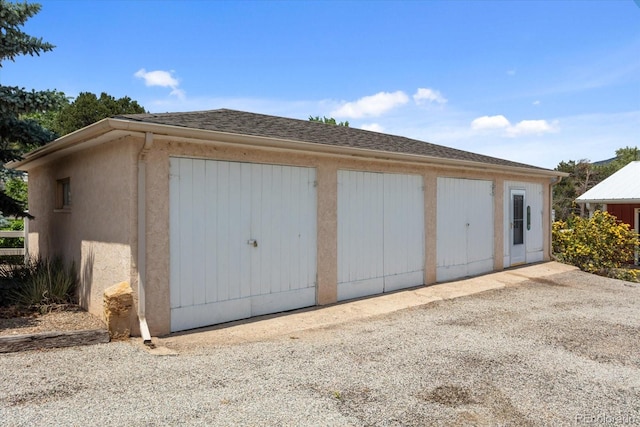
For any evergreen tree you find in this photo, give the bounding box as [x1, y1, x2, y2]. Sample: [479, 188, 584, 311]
[553, 160, 595, 221]
[54, 92, 146, 136]
[595, 146, 640, 181]
[309, 115, 349, 127]
[552, 146, 640, 221]
[0, 1, 65, 217]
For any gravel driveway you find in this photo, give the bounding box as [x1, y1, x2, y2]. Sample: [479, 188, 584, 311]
[1, 269, 639, 426]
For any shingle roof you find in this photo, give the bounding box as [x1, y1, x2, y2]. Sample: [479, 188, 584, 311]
[576, 161, 640, 203]
[115, 109, 548, 171]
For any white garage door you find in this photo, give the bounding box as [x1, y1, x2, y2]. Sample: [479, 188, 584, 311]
[437, 177, 494, 282]
[338, 170, 424, 301]
[169, 158, 317, 332]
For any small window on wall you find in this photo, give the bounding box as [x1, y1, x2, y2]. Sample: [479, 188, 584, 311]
[56, 178, 71, 211]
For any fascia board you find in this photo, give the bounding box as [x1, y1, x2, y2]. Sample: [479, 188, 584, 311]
[114, 120, 566, 179]
[576, 198, 640, 204]
[7, 119, 144, 170]
[8, 118, 568, 179]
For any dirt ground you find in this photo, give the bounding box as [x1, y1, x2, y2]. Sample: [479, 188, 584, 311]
[0, 305, 105, 336]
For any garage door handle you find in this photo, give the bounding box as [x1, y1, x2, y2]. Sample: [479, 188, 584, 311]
[247, 239, 258, 248]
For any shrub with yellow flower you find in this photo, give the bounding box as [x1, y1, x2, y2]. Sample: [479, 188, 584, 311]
[552, 211, 639, 282]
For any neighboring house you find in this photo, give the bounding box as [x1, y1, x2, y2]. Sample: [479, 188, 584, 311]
[8, 109, 566, 336]
[576, 160, 640, 238]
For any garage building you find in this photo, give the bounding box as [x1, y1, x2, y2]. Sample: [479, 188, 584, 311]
[9, 109, 564, 336]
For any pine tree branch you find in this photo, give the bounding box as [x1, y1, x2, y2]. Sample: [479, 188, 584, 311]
[0, 86, 66, 115]
[0, 1, 54, 63]
[0, 116, 57, 149]
[0, 190, 31, 218]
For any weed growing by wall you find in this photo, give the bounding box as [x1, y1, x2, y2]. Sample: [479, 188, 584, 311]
[0, 256, 78, 311]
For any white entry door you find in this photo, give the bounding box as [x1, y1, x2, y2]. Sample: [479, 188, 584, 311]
[169, 158, 317, 332]
[337, 170, 425, 301]
[510, 189, 526, 265]
[437, 177, 494, 282]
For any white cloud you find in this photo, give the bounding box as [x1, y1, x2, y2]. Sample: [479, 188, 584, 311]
[471, 115, 510, 130]
[471, 115, 556, 137]
[507, 69, 516, 76]
[413, 88, 447, 105]
[361, 123, 385, 132]
[134, 68, 178, 87]
[506, 119, 556, 136]
[171, 88, 186, 99]
[331, 91, 409, 119]
[134, 68, 185, 99]
[533, 100, 541, 106]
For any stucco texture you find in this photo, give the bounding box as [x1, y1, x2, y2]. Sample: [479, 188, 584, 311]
[27, 139, 138, 320]
[26, 133, 554, 336]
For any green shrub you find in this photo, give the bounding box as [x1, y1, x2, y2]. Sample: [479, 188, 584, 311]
[607, 267, 639, 282]
[0, 256, 78, 310]
[552, 211, 639, 280]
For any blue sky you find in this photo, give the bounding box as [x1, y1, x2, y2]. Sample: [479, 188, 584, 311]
[3, 0, 639, 169]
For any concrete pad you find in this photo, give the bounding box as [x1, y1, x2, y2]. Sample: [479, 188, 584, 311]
[421, 277, 506, 300]
[158, 262, 577, 351]
[498, 261, 578, 287]
[510, 261, 578, 276]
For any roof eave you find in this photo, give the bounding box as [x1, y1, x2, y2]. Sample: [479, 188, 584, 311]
[576, 199, 640, 204]
[132, 120, 566, 178]
[6, 118, 145, 171]
[8, 118, 567, 179]
[124, 120, 566, 178]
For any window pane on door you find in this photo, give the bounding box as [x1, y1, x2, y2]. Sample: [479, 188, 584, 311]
[513, 195, 524, 245]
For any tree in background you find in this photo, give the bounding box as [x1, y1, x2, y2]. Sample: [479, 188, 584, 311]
[309, 116, 349, 127]
[593, 146, 640, 181]
[11, 91, 147, 222]
[552, 146, 640, 221]
[0, 0, 66, 217]
[20, 93, 69, 136]
[1, 1, 147, 221]
[553, 160, 591, 221]
[52, 92, 146, 136]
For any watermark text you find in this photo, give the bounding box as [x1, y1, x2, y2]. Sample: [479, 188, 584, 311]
[576, 413, 639, 425]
